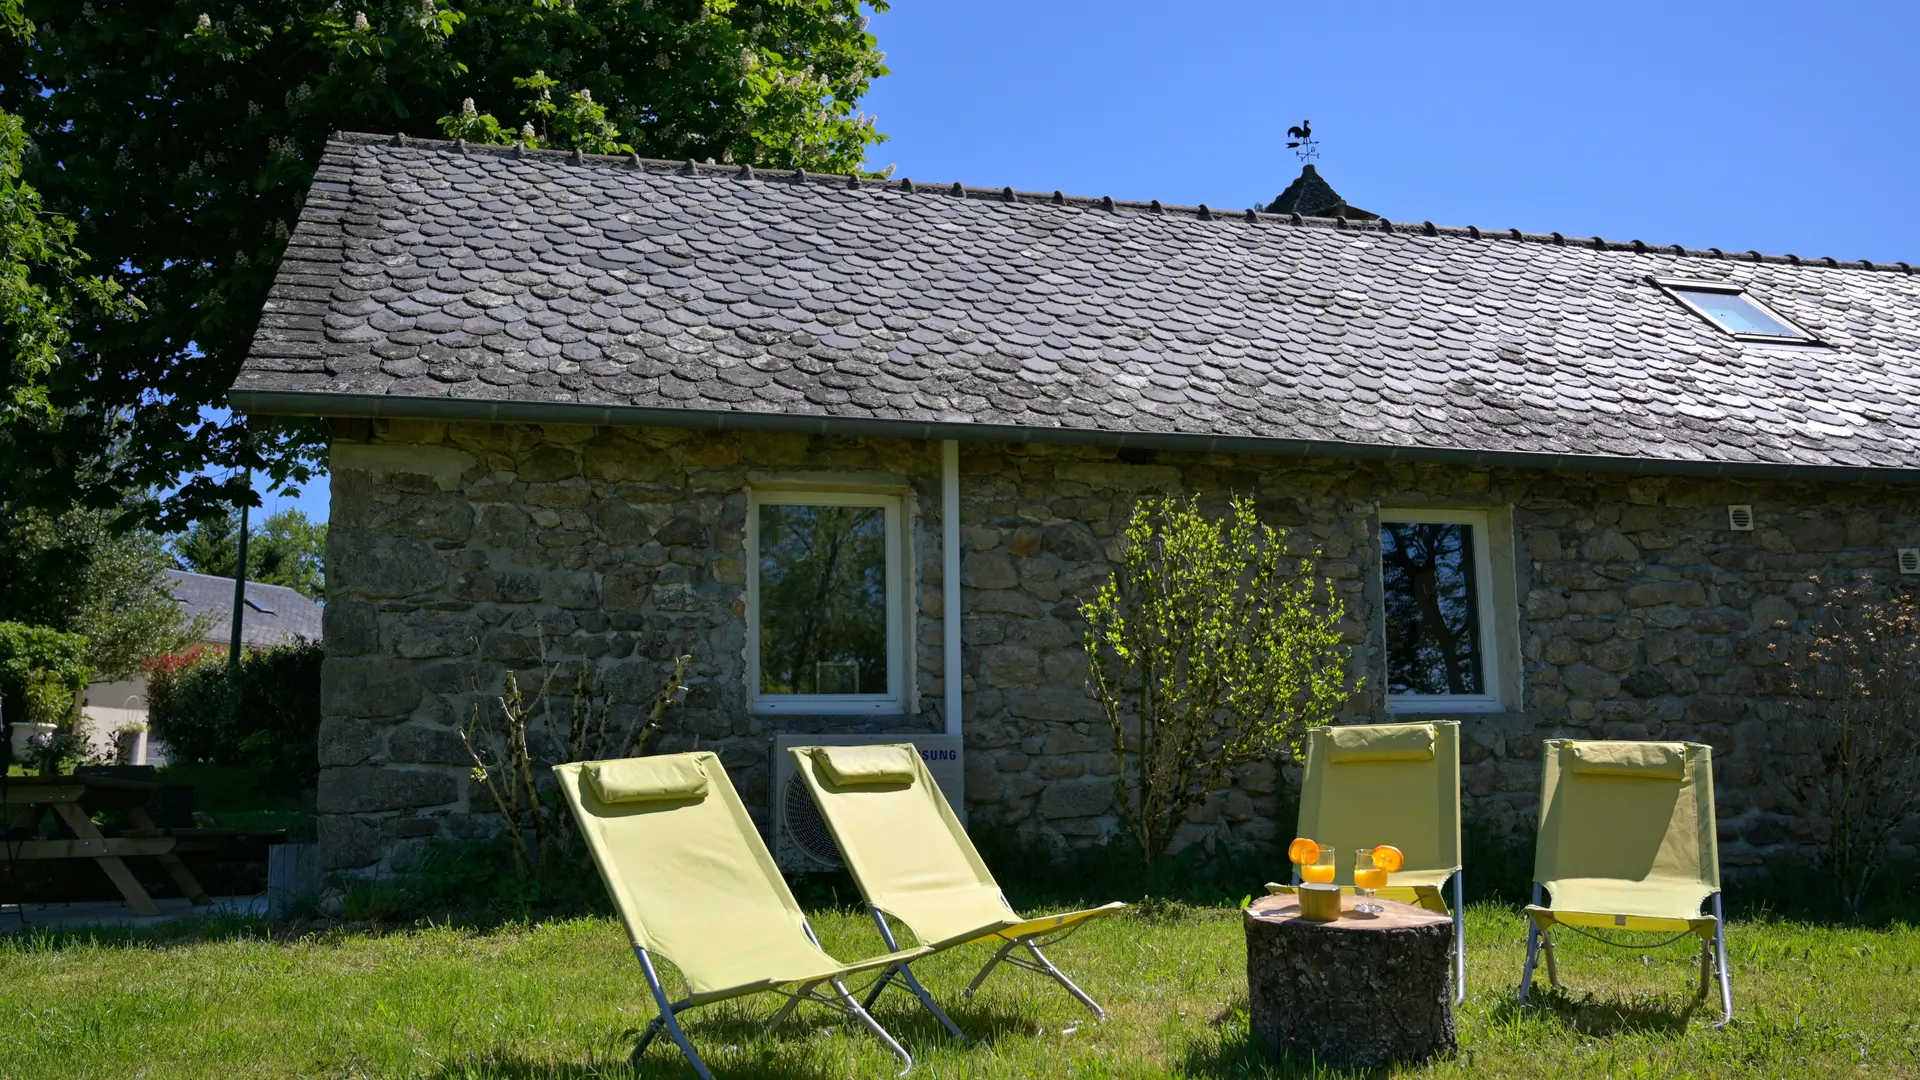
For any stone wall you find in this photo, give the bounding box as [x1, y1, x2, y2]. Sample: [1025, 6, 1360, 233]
[319, 419, 948, 873]
[320, 418, 1920, 876]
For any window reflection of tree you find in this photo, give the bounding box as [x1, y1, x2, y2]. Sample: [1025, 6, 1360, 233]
[1381, 522, 1483, 695]
[759, 505, 888, 695]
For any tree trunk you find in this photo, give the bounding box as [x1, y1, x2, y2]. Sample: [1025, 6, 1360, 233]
[1243, 893, 1456, 1069]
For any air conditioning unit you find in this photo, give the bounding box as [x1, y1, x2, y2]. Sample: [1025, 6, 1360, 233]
[771, 734, 965, 871]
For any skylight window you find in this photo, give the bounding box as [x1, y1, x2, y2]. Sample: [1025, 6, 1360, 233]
[1656, 279, 1816, 344]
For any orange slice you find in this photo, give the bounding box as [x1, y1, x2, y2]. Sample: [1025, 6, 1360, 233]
[1371, 845, 1405, 873]
[1287, 837, 1319, 865]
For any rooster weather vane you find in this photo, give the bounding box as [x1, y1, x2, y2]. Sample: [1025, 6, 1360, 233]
[1286, 119, 1319, 162]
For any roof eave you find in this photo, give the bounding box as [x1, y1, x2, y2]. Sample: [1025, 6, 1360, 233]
[231, 388, 1920, 487]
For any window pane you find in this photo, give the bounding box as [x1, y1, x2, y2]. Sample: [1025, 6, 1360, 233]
[1381, 521, 1485, 696]
[758, 504, 888, 696]
[1672, 288, 1801, 338]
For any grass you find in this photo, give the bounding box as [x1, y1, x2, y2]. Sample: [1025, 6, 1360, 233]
[1, 902, 1915, 1079]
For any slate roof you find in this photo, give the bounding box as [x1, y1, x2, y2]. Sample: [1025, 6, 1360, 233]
[232, 132, 1920, 480]
[165, 570, 323, 648]
[1265, 164, 1375, 220]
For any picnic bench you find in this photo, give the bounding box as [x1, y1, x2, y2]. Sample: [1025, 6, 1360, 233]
[3, 773, 230, 916]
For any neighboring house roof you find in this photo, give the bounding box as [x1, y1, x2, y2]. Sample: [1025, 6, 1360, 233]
[165, 570, 322, 648]
[232, 132, 1920, 482]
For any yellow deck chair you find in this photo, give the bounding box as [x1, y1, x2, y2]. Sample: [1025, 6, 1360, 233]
[1264, 721, 1466, 1003]
[1517, 739, 1731, 1027]
[788, 744, 1127, 1036]
[554, 753, 929, 1078]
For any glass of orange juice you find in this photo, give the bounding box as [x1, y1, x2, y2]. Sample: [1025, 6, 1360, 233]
[1354, 848, 1389, 913]
[1303, 843, 1336, 885]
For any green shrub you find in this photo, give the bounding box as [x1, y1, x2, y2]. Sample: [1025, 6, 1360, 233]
[146, 641, 322, 791]
[22, 669, 73, 726]
[142, 645, 229, 757]
[1082, 495, 1354, 870]
[232, 642, 324, 789]
[0, 622, 92, 774]
[0, 622, 90, 769]
[0, 621, 90, 720]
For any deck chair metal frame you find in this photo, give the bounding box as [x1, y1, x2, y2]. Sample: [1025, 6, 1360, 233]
[1266, 721, 1467, 1004]
[1514, 739, 1732, 1028]
[860, 897, 1107, 1037]
[787, 744, 1127, 1034]
[628, 932, 912, 1080]
[555, 754, 926, 1078]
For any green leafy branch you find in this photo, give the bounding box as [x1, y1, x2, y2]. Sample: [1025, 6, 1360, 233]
[0, 47, 139, 424]
[439, 70, 633, 154]
[1083, 495, 1356, 868]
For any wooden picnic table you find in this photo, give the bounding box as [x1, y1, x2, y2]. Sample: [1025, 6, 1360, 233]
[3, 773, 219, 916]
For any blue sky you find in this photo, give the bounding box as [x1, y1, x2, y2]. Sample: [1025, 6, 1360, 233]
[274, 0, 1919, 525]
[859, 0, 1919, 258]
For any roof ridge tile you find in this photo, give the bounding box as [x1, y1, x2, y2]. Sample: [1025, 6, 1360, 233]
[324, 130, 1915, 272]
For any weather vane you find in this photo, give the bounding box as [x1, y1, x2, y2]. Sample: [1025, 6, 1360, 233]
[1286, 119, 1318, 163]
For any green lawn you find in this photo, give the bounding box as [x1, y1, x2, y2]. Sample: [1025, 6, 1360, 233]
[0, 904, 1914, 1079]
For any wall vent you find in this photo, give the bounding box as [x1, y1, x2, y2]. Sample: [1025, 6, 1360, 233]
[1727, 505, 1755, 531]
[1899, 548, 1920, 575]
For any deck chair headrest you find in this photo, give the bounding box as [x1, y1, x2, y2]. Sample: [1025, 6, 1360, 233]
[1326, 723, 1436, 763]
[1568, 741, 1687, 780]
[813, 744, 919, 787]
[585, 755, 711, 804]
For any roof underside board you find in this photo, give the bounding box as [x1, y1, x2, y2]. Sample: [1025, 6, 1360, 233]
[234, 133, 1920, 477]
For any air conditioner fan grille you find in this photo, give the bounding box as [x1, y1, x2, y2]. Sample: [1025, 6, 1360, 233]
[782, 774, 842, 866]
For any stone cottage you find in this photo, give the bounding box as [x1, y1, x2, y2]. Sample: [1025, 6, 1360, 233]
[232, 133, 1920, 877]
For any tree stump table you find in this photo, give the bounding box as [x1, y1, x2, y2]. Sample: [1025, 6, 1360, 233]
[1244, 892, 1456, 1069]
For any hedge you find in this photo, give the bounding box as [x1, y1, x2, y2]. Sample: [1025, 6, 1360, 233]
[146, 641, 323, 791]
[0, 622, 91, 724]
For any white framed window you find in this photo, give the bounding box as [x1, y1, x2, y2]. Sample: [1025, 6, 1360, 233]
[746, 488, 906, 715]
[1379, 509, 1505, 714]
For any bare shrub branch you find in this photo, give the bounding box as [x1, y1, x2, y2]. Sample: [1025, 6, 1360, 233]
[460, 637, 692, 879]
[1772, 587, 1920, 912]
